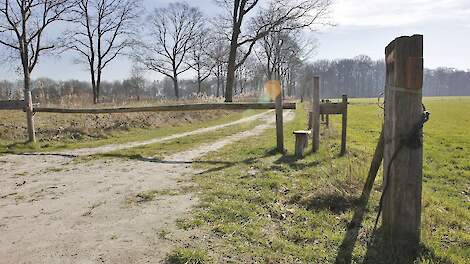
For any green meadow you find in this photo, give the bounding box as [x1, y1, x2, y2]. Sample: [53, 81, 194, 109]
[167, 97, 469, 263]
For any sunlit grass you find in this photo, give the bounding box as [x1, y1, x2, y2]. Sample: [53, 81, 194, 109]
[175, 97, 469, 263]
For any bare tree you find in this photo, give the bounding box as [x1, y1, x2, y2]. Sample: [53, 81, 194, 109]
[63, 0, 141, 104]
[127, 62, 145, 100]
[256, 28, 315, 96]
[216, 0, 332, 102]
[0, 0, 75, 142]
[189, 26, 214, 95]
[138, 3, 203, 100]
[208, 34, 229, 98]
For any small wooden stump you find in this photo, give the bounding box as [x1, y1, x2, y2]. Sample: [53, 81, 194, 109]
[294, 130, 311, 158]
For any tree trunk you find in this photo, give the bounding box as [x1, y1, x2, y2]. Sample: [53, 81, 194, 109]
[173, 76, 179, 99]
[197, 72, 202, 95]
[96, 70, 102, 103]
[225, 60, 236, 102]
[23, 70, 36, 143]
[92, 84, 98, 104]
[225, 27, 240, 102]
[20, 42, 35, 142]
[91, 67, 98, 104]
[216, 73, 221, 97]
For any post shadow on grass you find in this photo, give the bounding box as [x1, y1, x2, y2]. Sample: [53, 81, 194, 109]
[3, 140, 81, 158]
[193, 148, 281, 175]
[334, 200, 453, 264]
[291, 193, 360, 215]
[8, 152, 78, 158]
[100, 148, 279, 176]
[334, 188, 374, 264]
[336, 226, 405, 264]
[100, 152, 236, 166]
[361, 228, 453, 264]
[272, 147, 339, 170]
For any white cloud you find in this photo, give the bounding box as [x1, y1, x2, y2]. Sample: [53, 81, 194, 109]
[332, 0, 470, 27]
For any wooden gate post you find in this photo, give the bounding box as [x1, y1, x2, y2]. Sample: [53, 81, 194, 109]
[383, 34, 423, 255]
[340, 94, 348, 156]
[321, 99, 325, 122]
[275, 87, 284, 153]
[311, 76, 320, 153]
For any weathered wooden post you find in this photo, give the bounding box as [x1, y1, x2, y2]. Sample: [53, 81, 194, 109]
[340, 94, 348, 156]
[293, 130, 310, 158]
[275, 85, 284, 153]
[320, 99, 325, 122]
[311, 76, 320, 153]
[325, 99, 330, 128]
[382, 34, 423, 255]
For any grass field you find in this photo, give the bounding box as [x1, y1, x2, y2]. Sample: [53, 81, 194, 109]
[165, 97, 469, 263]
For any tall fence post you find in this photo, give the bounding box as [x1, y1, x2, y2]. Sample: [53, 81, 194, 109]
[275, 87, 284, 153]
[383, 34, 423, 255]
[340, 94, 348, 156]
[311, 76, 320, 153]
[25, 90, 36, 143]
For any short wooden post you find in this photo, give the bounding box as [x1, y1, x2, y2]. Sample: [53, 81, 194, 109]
[340, 94, 348, 156]
[293, 131, 310, 158]
[311, 76, 320, 153]
[275, 90, 284, 153]
[383, 34, 423, 255]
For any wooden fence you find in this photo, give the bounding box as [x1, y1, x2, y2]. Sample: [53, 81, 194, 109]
[304, 35, 425, 259]
[309, 77, 349, 156]
[0, 100, 25, 110]
[32, 102, 296, 114]
[0, 99, 295, 152]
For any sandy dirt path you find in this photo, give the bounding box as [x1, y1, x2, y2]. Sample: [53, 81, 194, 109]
[54, 110, 275, 157]
[0, 110, 294, 264]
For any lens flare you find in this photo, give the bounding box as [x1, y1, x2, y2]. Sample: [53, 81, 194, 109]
[264, 80, 281, 101]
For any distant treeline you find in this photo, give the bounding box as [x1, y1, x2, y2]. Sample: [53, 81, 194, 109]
[0, 77, 223, 104]
[307, 56, 470, 98]
[1, 56, 469, 103]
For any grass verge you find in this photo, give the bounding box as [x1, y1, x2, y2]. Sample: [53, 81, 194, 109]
[167, 247, 211, 264]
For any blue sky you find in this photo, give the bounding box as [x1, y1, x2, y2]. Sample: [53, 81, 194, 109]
[1, 0, 469, 81]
